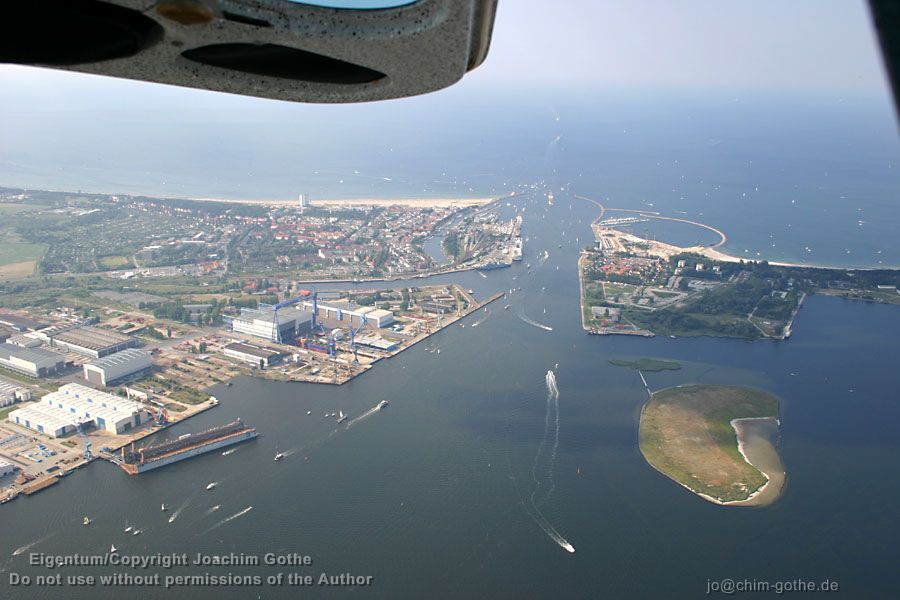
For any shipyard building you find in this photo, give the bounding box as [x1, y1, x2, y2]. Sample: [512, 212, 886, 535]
[84, 349, 153, 386]
[0, 380, 33, 407]
[223, 342, 281, 367]
[303, 299, 394, 328]
[0, 458, 16, 477]
[0, 343, 65, 377]
[48, 326, 138, 358]
[8, 383, 149, 437]
[229, 306, 312, 343]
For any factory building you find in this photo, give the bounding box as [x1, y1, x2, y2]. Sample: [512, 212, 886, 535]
[84, 349, 153, 386]
[38, 383, 149, 435]
[0, 312, 48, 332]
[223, 342, 281, 367]
[49, 326, 138, 358]
[0, 343, 65, 377]
[421, 301, 454, 314]
[229, 306, 312, 343]
[0, 380, 33, 407]
[8, 403, 78, 438]
[303, 299, 394, 328]
[6, 334, 42, 348]
[0, 458, 15, 477]
[353, 335, 398, 351]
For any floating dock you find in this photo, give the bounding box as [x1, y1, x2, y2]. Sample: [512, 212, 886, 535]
[112, 419, 258, 475]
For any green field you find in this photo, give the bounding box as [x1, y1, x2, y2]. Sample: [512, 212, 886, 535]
[0, 241, 47, 266]
[99, 255, 131, 269]
[0, 203, 40, 215]
[640, 384, 778, 504]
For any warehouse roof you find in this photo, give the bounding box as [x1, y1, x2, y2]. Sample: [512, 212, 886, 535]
[51, 326, 133, 351]
[86, 349, 151, 370]
[0, 312, 49, 331]
[0, 343, 64, 367]
[9, 403, 78, 432]
[224, 342, 279, 359]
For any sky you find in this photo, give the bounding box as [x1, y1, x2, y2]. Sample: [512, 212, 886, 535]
[478, 0, 889, 94]
[0, 0, 892, 105]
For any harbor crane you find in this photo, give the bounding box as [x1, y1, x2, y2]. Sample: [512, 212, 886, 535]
[263, 289, 322, 344]
[348, 314, 368, 365]
[75, 419, 92, 459]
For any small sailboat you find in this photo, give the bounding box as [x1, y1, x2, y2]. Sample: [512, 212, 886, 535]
[161, 503, 167, 512]
[83, 516, 91, 526]
[110, 545, 117, 553]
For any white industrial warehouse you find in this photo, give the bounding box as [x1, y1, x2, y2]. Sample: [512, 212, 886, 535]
[229, 306, 312, 343]
[223, 342, 281, 367]
[84, 348, 152, 386]
[303, 299, 394, 328]
[0, 380, 33, 407]
[48, 325, 138, 358]
[0, 342, 65, 378]
[8, 383, 149, 437]
[0, 458, 16, 478]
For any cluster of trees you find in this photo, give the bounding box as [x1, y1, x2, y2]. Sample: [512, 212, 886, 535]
[754, 294, 797, 320]
[442, 233, 460, 262]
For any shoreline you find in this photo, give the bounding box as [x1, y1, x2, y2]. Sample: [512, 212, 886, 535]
[638, 385, 784, 507]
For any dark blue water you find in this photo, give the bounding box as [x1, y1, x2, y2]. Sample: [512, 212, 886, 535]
[2, 192, 899, 599]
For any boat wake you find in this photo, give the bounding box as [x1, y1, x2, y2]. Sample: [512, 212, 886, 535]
[523, 370, 573, 553]
[517, 308, 553, 332]
[346, 401, 384, 428]
[471, 310, 491, 328]
[169, 498, 191, 524]
[11, 533, 54, 557]
[204, 506, 253, 533]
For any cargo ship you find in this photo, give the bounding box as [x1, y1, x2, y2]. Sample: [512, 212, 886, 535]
[115, 419, 258, 475]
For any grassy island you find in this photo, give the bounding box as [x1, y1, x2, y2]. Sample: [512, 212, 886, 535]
[639, 385, 780, 504]
[609, 358, 681, 372]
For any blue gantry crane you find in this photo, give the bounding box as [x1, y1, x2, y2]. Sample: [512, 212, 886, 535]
[75, 420, 93, 459]
[348, 314, 368, 365]
[263, 289, 325, 344]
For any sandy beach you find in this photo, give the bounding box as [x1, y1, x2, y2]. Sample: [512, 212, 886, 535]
[723, 417, 786, 507]
[181, 196, 495, 208]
